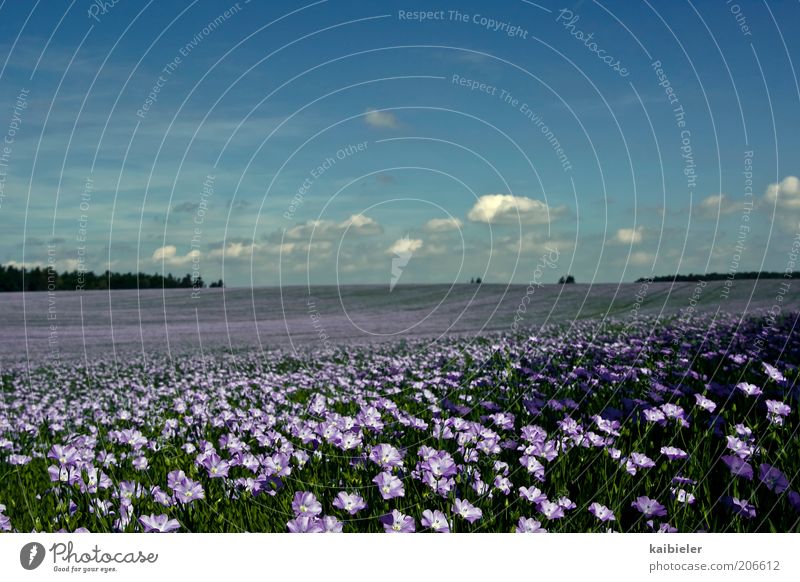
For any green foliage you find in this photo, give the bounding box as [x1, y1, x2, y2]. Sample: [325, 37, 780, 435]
[0, 264, 223, 292]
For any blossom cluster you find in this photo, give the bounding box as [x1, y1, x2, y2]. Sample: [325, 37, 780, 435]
[0, 312, 797, 533]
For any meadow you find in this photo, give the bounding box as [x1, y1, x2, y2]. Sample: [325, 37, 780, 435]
[0, 279, 789, 358]
[1, 304, 798, 533]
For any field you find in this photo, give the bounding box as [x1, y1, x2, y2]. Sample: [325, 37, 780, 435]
[0, 282, 799, 533]
[0, 279, 792, 358]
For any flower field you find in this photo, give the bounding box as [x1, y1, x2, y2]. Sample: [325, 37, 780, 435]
[1, 311, 798, 533]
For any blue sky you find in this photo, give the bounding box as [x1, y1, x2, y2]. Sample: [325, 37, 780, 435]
[0, 0, 799, 287]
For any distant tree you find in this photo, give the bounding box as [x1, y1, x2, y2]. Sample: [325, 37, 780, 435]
[559, 275, 575, 284]
[475, 277, 482, 284]
[210, 279, 224, 288]
[636, 271, 800, 283]
[0, 263, 212, 291]
[470, 278, 474, 284]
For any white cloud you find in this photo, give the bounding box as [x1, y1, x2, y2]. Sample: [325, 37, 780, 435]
[387, 237, 423, 255]
[365, 108, 398, 129]
[152, 246, 176, 261]
[417, 242, 449, 256]
[345, 214, 381, 231]
[5, 260, 45, 269]
[696, 194, 738, 216]
[208, 242, 259, 259]
[62, 258, 82, 271]
[467, 194, 565, 224]
[629, 251, 654, 266]
[495, 233, 573, 255]
[270, 240, 333, 257]
[424, 217, 463, 232]
[764, 176, 800, 209]
[613, 226, 644, 244]
[284, 214, 382, 241]
[151, 245, 199, 267]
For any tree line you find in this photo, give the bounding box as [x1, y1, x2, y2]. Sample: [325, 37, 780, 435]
[636, 271, 799, 283]
[0, 263, 223, 292]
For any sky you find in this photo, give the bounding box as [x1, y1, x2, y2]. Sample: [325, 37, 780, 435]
[0, 0, 799, 288]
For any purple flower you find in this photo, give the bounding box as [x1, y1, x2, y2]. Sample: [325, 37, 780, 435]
[263, 453, 291, 477]
[521, 424, 547, 443]
[728, 497, 756, 519]
[721, 455, 753, 480]
[0, 513, 11, 532]
[287, 516, 324, 533]
[489, 412, 515, 430]
[321, 516, 343, 533]
[519, 455, 545, 481]
[118, 428, 148, 449]
[642, 408, 666, 425]
[672, 475, 697, 486]
[373, 471, 405, 500]
[132, 456, 149, 471]
[48, 444, 80, 467]
[114, 504, 133, 531]
[515, 517, 547, 533]
[8, 454, 31, 465]
[694, 393, 717, 413]
[766, 399, 791, 416]
[661, 404, 685, 420]
[493, 475, 511, 495]
[332, 491, 367, 515]
[117, 481, 143, 505]
[151, 486, 172, 506]
[730, 353, 748, 365]
[759, 464, 789, 494]
[139, 514, 180, 533]
[539, 501, 565, 520]
[660, 446, 688, 461]
[763, 362, 786, 384]
[766, 400, 791, 425]
[173, 478, 205, 504]
[592, 415, 621, 436]
[48, 465, 80, 485]
[726, 436, 755, 459]
[630, 452, 655, 469]
[588, 502, 615, 522]
[167, 470, 187, 490]
[369, 443, 404, 470]
[291, 491, 322, 517]
[452, 498, 482, 523]
[381, 509, 415, 533]
[337, 431, 362, 451]
[519, 486, 548, 505]
[624, 452, 655, 476]
[631, 496, 667, 518]
[200, 453, 230, 478]
[421, 450, 457, 478]
[557, 497, 576, 510]
[671, 488, 695, 505]
[421, 509, 450, 532]
[96, 450, 118, 469]
[736, 382, 762, 397]
[788, 491, 800, 513]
